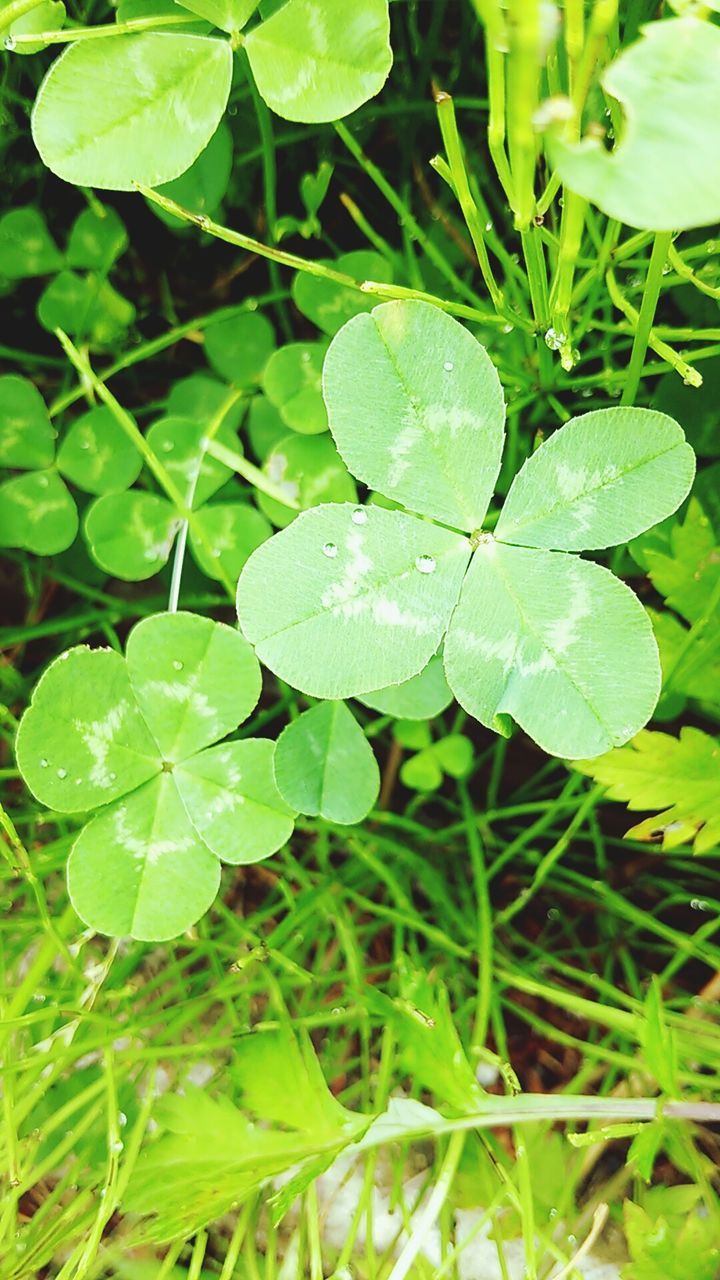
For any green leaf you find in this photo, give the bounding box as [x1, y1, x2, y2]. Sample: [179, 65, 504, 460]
[84, 491, 181, 580]
[273, 700, 380, 823]
[166, 374, 245, 432]
[0, 375, 55, 470]
[263, 342, 328, 434]
[245, 0, 392, 123]
[258, 432, 357, 528]
[323, 300, 505, 530]
[444, 541, 660, 759]
[400, 749, 443, 792]
[358, 653, 454, 720]
[15, 646, 161, 812]
[204, 311, 275, 387]
[4, 0, 66, 55]
[125, 612, 261, 761]
[0, 207, 63, 278]
[145, 417, 235, 508]
[153, 121, 233, 226]
[31, 33, 233, 190]
[0, 470, 78, 556]
[495, 408, 695, 551]
[175, 0, 258, 31]
[237, 502, 471, 697]
[292, 250, 393, 336]
[435, 733, 473, 778]
[57, 406, 142, 495]
[575, 726, 720, 853]
[37, 271, 135, 348]
[66, 205, 128, 270]
[247, 394, 287, 460]
[175, 740, 295, 862]
[645, 499, 719, 624]
[549, 17, 720, 231]
[189, 502, 272, 581]
[653, 357, 720, 458]
[640, 979, 677, 1094]
[68, 774, 221, 940]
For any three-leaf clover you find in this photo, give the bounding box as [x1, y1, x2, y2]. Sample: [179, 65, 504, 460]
[237, 300, 696, 759]
[0, 375, 78, 555]
[16, 612, 295, 941]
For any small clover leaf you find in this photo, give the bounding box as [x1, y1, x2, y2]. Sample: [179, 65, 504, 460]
[16, 612, 295, 940]
[0, 374, 78, 556]
[273, 700, 380, 824]
[237, 299, 696, 759]
[358, 654, 453, 721]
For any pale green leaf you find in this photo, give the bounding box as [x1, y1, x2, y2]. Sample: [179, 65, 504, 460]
[273, 700, 380, 823]
[0, 470, 78, 555]
[0, 207, 63, 278]
[358, 653, 453, 720]
[15, 647, 160, 812]
[444, 541, 660, 759]
[67, 774, 221, 940]
[153, 121, 233, 227]
[204, 311, 275, 387]
[495, 408, 695, 551]
[125, 611, 261, 761]
[5, 0, 66, 55]
[292, 250, 393, 336]
[245, 0, 392, 123]
[400, 749, 443, 792]
[176, 739, 295, 862]
[66, 206, 128, 270]
[549, 17, 720, 231]
[145, 416, 235, 508]
[175, 0, 258, 31]
[323, 300, 505, 530]
[84, 491, 181, 580]
[575, 726, 720, 852]
[37, 271, 135, 348]
[258, 432, 356, 528]
[237, 502, 471, 698]
[189, 502, 272, 580]
[0, 375, 55, 470]
[262, 342, 328, 434]
[57, 405, 142, 495]
[31, 33, 233, 190]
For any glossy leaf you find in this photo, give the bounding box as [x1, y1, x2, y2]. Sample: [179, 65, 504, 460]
[274, 700, 380, 823]
[495, 408, 695, 551]
[263, 342, 328, 434]
[245, 0, 392, 123]
[237, 502, 471, 698]
[176, 739, 295, 862]
[0, 207, 63, 278]
[32, 33, 233, 190]
[292, 250, 393, 336]
[550, 18, 720, 231]
[175, 0, 258, 31]
[323, 300, 506, 530]
[358, 654, 453, 720]
[4, 0, 66, 55]
[0, 470, 77, 556]
[0, 375, 55, 470]
[57, 406, 142, 496]
[444, 541, 660, 758]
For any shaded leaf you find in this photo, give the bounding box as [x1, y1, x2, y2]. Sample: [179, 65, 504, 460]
[57, 405, 142, 495]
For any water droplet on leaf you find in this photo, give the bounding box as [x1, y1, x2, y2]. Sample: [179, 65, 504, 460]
[322, 542, 338, 558]
[415, 554, 436, 574]
[57, 768, 67, 779]
[544, 327, 566, 351]
[40, 758, 48, 768]
[443, 360, 454, 372]
[173, 660, 183, 671]
[351, 508, 368, 525]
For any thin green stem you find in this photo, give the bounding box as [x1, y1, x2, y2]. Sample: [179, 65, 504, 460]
[621, 231, 674, 405]
[6, 12, 199, 43]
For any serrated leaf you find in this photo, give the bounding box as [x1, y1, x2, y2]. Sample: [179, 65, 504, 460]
[0, 375, 55, 469]
[322, 300, 505, 531]
[258, 432, 356, 528]
[274, 700, 380, 823]
[68, 774, 221, 940]
[358, 653, 453, 720]
[575, 726, 720, 852]
[31, 33, 233, 190]
[153, 121, 233, 227]
[292, 250, 393, 336]
[0, 470, 78, 555]
[245, 0, 392, 123]
[263, 342, 328, 434]
[125, 612, 261, 760]
[204, 310, 275, 387]
[495, 408, 695, 551]
[84, 491, 181, 580]
[237, 502, 471, 698]
[444, 542, 660, 759]
[0, 206, 63, 278]
[175, 739, 295, 862]
[189, 502, 272, 580]
[57, 405, 142, 495]
[549, 17, 720, 231]
[66, 205, 128, 270]
[645, 499, 720, 623]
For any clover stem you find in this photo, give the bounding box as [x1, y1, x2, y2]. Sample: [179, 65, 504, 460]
[5, 12, 198, 45]
[620, 230, 673, 405]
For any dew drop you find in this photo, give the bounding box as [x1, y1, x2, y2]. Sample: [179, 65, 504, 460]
[109, 771, 117, 782]
[173, 660, 183, 671]
[544, 327, 566, 351]
[322, 541, 338, 558]
[118, 1111, 128, 1127]
[161, 441, 173, 452]
[485, 220, 493, 233]
[57, 768, 68, 780]
[40, 758, 49, 769]
[502, 322, 514, 334]
[79, 440, 91, 450]
[351, 508, 368, 525]
[415, 554, 436, 574]
[301, 350, 311, 364]
[37, 474, 49, 488]
[111, 1139, 124, 1154]
[690, 898, 709, 911]
[211, 548, 222, 558]
[443, 360, 454, 372]
[4, 34, 17, 51]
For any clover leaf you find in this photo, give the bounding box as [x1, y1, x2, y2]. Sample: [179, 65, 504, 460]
[16, 612, 295, 941]
[273, 700, 380, 825]
[237, 300, 696, 759]
[0, 375, 78, 555]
